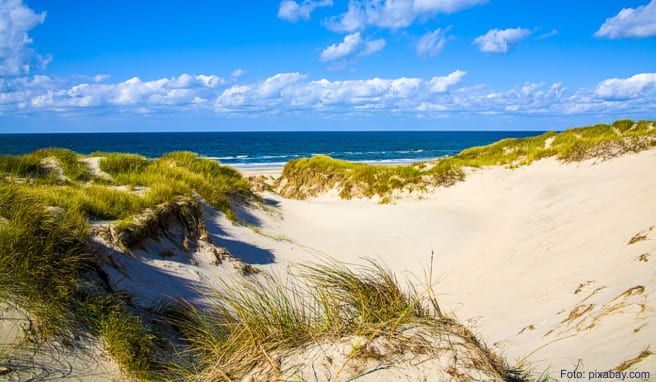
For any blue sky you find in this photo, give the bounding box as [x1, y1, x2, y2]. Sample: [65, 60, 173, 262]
[0, 0, 655, 132]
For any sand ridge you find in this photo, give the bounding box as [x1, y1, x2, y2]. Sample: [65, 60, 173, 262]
[231, 149, 656, 377]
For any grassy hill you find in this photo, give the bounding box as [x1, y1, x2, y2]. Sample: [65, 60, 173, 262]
[276, 119, 656, 201]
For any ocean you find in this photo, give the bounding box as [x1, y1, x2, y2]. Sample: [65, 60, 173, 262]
[0, 131, 542, 168]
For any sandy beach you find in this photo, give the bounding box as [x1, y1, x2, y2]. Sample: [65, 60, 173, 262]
[224, 149, 656, 377]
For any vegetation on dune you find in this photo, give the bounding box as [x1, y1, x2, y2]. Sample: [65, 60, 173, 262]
[0, 150, 256, 379]
[168, 259, 522, 381]
[0, 148, 91, 183]
[0, 185, 89, 339]
[277, 119, 656, 200]
[95, 151, 253, 219]
[276, 155, 464, 200]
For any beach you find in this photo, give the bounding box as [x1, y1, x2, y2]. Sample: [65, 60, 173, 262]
[230, 149, 656, 377]
[2, 128, 655, 380]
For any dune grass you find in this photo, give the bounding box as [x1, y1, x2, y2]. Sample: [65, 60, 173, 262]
[0, 184, 158, 379]
[277, 155, 464, 200]
[0, 150, 255, 379]
[81, 293, 157, 379]
[94, 151, 253, 219]
[0, 185, 88, 339]
[167, 259, 518, 381]
[278, 119, 656, 200]
[0, 148, 91, 183]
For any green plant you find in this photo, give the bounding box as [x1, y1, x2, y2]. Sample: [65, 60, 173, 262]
[0, 184, 88, 339]
[82, 294, 157, 379]
[97, 152, 150, 176]
[170, 259, 438, 379]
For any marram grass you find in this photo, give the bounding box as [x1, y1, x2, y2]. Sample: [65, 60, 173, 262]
[277, 119, 656, 200]
[167, 259, 514, 381]
[0, 150, 255, 379]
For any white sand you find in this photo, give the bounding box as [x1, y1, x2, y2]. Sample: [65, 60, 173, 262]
[224, 150, 656, 377]
[0, 303, 121, 381]
[238, 167, 283, 179]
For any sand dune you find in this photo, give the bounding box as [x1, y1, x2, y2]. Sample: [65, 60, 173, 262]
[229, 149, 656, 377]
[7, 149, 652, 380]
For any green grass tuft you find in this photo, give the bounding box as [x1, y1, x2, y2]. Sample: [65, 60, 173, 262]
[97, 152, 150, 176]
[170, 259, 440, 379]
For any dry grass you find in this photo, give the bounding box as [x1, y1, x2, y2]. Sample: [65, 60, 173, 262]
[613, 346, 653, 372]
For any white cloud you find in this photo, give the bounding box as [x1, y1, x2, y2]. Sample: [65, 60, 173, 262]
[3, 70, 655, 120]
[537, 29, 558, 39]
[2, 73, 226, 111]
[412, 0, 488, 13]
[93, 74, 110, 83]
[595, 0, 656, 39]
[595, 72, 656, 99]
[278, 0, 333, 23]
[428, 69, 466, 92]
[230, 68, 246, 78]
[326, 0, 486, 32]
[473, 27, 531, 53]
[320, 32, 385, 62]
[416, 27, 450, 57]
[257, 72, 306, 98]
[0, 0, 48, 76]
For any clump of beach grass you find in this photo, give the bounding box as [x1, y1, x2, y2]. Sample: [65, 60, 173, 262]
[0, 148, 90, 184]
[80, 293, 158, 379]
[95, 151, 253, 218]
[276, 155, 464, 200]
[0, 150, 256, 380]
[166, 259, 518, 381]
[0, 184, 158, 379]
[0, 184, 88, 339]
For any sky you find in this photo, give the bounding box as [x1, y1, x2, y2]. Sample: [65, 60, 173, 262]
[0, 0, 655, 132]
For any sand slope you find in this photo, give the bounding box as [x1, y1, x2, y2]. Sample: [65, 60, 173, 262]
[229, 150, 656, 377]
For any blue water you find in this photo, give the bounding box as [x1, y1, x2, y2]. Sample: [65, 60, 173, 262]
[0, 131, 542, 168]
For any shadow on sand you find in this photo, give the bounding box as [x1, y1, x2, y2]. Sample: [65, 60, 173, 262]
[202, 204, 276, 265]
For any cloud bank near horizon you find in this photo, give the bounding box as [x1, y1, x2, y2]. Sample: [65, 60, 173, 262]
[2, 70, 654, 120]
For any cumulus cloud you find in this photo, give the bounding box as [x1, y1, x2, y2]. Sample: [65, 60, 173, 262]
[320, 32, 385, 62]
[428, 69, 466, 92]
[595, 0, 656, 39]
[326, 0, 486, 32]
[473, 27, 531, 53]
[278, 0, 333, 22]
[0, 0, 48, 76]
[3, 74, 225, 111]
[3, 70, 655, 119]
[416, 27, 451, 57]
[594, 72, 656, 99]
